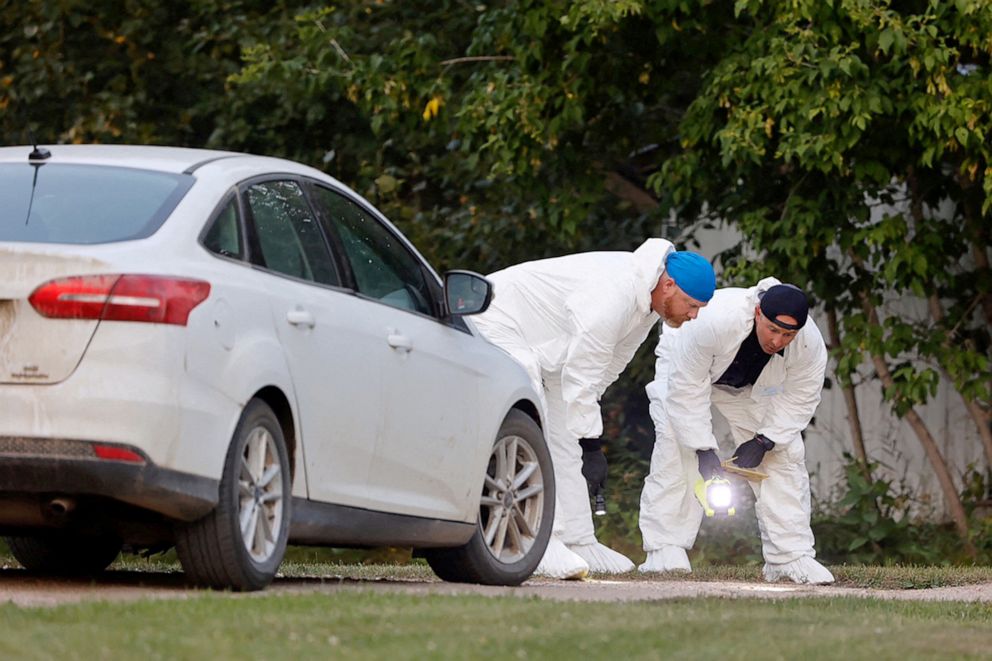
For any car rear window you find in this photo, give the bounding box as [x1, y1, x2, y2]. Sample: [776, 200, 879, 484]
[0, 163, 194, 244]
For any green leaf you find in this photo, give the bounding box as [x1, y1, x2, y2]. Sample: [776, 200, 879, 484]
[912, 253, 927, 277]
[375, 174, 399, 194]
[868, 526, 890, 542]
[848, 536, 869, 551]
[878, 29, 894, 54]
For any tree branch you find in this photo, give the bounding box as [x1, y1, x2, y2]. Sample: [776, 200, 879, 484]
[928, 291, 992, 468]
[603, 170, 659, 214]
[826, 308, 871, 481]
[850, 250, 975, 555]
[862, 291, 974, 553]
[908, 168, 992, 469]
[439, 55, 515, 66]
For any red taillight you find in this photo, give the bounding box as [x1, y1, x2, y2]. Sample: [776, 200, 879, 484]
[29, 274, 211, 326]
[28, 274, 120, 320]
[92, 444, 146, 463]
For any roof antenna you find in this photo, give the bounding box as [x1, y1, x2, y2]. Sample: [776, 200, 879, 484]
[25, 131, 49, 226]
[29, 144, 51, 161]
[28, 131, 50, 161]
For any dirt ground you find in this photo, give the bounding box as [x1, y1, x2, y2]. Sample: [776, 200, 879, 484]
[3, 568, 992, 608]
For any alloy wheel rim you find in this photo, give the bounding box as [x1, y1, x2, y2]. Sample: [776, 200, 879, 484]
[480, 433, 544, 564]
[238, 426, 284, 563]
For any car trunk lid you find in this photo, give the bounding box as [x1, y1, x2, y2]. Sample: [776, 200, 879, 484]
[0, 248, 110, 385]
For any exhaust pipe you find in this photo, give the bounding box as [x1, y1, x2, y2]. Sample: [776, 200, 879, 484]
[47, 497, 76, 516]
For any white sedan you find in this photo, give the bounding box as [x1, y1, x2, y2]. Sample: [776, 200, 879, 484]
[0, 145, 553, 590]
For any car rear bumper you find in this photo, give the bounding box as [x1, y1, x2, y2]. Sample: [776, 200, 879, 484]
[0, 436, 218, 522]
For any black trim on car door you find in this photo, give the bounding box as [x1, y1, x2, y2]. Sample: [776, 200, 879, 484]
[290, 497, 476, 548]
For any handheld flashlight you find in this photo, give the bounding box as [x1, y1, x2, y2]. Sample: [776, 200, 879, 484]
[694, 476, 736, 517]
[594, 493, 607, 516]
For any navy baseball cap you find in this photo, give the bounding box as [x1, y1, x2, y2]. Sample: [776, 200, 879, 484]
[759, 284, 809, 330]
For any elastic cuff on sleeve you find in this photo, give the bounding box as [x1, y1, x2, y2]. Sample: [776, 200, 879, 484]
[578, 438, 603, 452]
[755, 434, 776, 450]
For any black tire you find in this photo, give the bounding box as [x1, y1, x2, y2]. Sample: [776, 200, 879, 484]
[425, 409, 554, 586]
[175, 399, 291, 591]
[5, 531, 121, 575]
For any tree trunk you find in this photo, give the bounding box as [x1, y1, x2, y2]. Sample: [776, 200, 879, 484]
[960, 195, 992, 345]
[860, 292, 976, 556]
[826, 308, 871, 481]
[907, 171, 992, 472]
[603, 170, 658, 214]
[963, 399, 992, 470]
[927, 293, 992, 470]
[959, 195, 992, 466]
[971, 239, 992, 339]
[965, 237, 992, 468]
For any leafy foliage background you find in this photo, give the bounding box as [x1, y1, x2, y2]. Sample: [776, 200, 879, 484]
[3, 0, 991, 562]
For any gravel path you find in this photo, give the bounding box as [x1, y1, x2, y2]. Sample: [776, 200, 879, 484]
[3, 569, 991, 608]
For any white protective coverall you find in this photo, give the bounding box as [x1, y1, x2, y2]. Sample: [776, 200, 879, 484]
[473, 238, 674, 562]
[638, 277, 827, 567]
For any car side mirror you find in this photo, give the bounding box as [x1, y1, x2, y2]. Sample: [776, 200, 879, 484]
[443, 270, 493, 317]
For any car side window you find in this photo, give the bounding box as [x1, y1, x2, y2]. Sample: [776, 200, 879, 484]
[311, 186, 435, 316]
[245, 180, 339, 286]
[202, 197, 243, 259]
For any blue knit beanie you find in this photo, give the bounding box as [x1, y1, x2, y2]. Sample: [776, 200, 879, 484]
[665, 251, 716, 303]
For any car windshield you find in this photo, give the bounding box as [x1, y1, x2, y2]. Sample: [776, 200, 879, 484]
[0, 163, 194, 244]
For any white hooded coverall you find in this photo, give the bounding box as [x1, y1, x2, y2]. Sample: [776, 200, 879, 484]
[473, 238, 674, 545]
[638, 277, 827, 564]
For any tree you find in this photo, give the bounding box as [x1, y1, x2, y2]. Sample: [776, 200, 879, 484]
[1, 1, 305, 148]
[656, 0, 992, 553]
[228, 4, 739, 469]
[6, 0, 989, 555]
[230, 1, 738, 272]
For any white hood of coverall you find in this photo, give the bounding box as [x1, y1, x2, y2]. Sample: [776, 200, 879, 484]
[646, 277, 828, 451]
[483, 238, 673, 438]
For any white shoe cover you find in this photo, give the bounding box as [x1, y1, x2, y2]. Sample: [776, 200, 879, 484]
[637, 545, 692, 574]
[533, 535, 589, 580]
[568, 542, 635, 574]
[762, 556, 834, 585]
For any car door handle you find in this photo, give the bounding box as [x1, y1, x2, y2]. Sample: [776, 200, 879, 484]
[387, 332, 413, 352]
[286, 309, 315, 328]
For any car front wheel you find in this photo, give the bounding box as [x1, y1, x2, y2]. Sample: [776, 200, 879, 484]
[425, 409, 553, 585]
[175, 398, 291, 591]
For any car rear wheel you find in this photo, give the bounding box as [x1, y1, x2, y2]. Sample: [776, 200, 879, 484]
[175, 399, 291, 591]
[4, 531, 122, 575]
[425, 409, 553, 585]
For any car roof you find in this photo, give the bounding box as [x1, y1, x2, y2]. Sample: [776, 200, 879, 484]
[0, 143, 434, 266]
[0, 144, 320, 178]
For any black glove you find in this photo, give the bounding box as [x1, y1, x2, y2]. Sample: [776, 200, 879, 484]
[696, 448, 723, 480]
[579, 438, 607, 497]
[733, 434, 776, 468]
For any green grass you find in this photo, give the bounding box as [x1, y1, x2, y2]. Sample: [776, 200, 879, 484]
[3, 552, 992, 659]
[4, 530, 992, 591]
[628, 563, 992, 590]
[98, 555, 992, 590]
[1, 591, 990, 660]
[105, 555, 442, 582]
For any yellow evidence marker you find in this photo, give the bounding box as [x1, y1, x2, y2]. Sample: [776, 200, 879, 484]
[720, 459, 768, 482]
